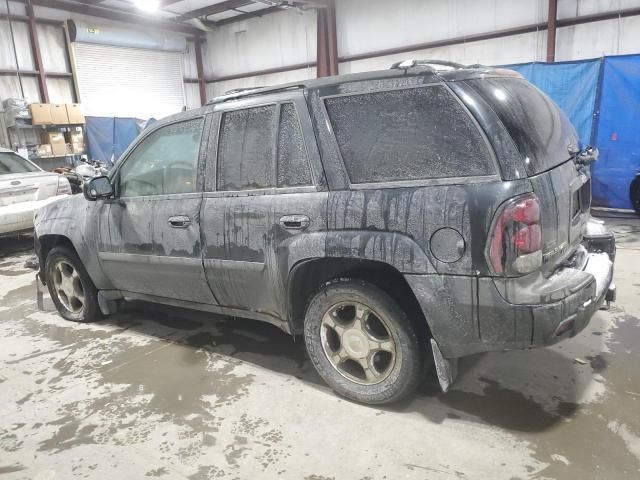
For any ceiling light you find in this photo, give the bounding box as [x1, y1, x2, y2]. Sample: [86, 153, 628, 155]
[133, 0, 160, 13]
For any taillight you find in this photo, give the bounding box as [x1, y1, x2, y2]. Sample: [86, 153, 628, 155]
[56, 177, 72, 196]
[487, 194, 543, 275]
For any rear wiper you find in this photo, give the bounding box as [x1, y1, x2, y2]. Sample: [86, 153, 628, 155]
[569, 145, 599, 166]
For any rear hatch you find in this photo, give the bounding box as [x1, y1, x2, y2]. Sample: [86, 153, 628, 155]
[0, 172, 60, 207]
[466, 77, 590, 271]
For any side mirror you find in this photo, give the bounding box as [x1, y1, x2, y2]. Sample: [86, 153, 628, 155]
[84, 176, 114, 201]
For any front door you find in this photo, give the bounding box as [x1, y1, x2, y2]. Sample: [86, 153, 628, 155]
[99, 117, 216, 304]
[201, 97, 327, 321]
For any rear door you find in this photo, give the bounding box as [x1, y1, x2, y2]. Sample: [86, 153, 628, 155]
[466, 77, 590, 268]
[200, 93, 327, 321]
[101, 117, 215, 303]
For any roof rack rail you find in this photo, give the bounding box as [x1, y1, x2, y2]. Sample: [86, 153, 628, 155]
[224, 87, 269, 95]
[207, 84, 306, 105]
[390, 59, 468, 71]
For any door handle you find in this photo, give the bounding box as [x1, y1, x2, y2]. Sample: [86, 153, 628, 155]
[279, 215, 310, 230]
[168, 215, 191, 228]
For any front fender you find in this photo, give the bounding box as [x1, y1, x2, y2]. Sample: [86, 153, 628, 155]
[35, 195, 114, 290]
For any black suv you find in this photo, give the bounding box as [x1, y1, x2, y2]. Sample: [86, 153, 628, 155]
[34, 60, 616, 404]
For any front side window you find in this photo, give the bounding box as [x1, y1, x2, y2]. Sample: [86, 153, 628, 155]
[217, 105, 277, 191]
[324, 85, 495, 184]
[0, 152, 40, 175]
[119, 118, 203, 197]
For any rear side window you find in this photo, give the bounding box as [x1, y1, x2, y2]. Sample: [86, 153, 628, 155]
[217, 105, 277, 191]
[466, 78, 578, 176]
[324, 86, 495, 184]
[277, 103, 312, 187]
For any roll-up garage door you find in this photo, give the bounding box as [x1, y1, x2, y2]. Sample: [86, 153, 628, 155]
[73, 42, 185, 119]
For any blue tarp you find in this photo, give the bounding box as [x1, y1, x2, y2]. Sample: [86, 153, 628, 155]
[85, 117, 144, 167]
[113, 118, 139, 161]
[504, 59, 601, 145]
[85, 116, 114, 165]
[591, 55, 640, 209]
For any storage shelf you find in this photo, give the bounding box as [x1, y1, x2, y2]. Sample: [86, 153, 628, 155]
[7, 123, 85, 129]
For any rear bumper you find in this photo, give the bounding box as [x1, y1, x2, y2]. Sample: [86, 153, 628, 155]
[528, 250, 613, 347]
[405, 224, 615, 358]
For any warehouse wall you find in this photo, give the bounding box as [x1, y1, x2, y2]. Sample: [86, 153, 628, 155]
[201, 0, 640, 91]
[337, 0, 640, 71]
[1, 1, 194, 116]
[4, 0, 640, 109]
[204, 8, 317, 98]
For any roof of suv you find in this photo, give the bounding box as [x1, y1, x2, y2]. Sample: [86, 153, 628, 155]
[207, 61, 523, 105]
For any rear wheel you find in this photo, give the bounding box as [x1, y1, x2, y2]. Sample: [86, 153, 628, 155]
[45, 247, 102, 322]
[304, 279, 422, 404]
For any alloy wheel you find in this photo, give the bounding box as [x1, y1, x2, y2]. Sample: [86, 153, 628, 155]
[320, 301, 398, 385]
[51, 260, 85, 314]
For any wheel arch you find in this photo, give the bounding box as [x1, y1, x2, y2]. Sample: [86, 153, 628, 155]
[286, 257, 432, 344]
[37, 234, 80, 284]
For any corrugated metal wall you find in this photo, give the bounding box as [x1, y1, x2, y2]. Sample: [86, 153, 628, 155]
[0, 1, 74, 105]
[204, 8, 318, 98]
[203, 0, 640, 93]
[4, 0, 640, 110]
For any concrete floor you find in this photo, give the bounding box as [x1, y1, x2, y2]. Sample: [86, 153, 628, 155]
[0, 218, 639, 480]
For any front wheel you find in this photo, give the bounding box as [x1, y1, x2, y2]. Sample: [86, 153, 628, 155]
[304, 279, 422, 405]
[45, 247, 102, 322]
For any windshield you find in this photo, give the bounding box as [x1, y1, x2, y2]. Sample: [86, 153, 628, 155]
[0, 152, 40, 175]
[466, 78, 579, 176]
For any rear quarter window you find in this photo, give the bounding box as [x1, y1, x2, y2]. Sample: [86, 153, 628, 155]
[466, 78, 579, 176]
[324, 85, 495, 184]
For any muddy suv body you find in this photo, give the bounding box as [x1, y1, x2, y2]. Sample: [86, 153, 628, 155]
[34, 61, 616, 404]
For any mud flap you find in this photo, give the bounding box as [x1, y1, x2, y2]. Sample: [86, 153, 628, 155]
[35, 273, 45, 311]
[97, 290, 122, 315]
[431, 338, 458, 392]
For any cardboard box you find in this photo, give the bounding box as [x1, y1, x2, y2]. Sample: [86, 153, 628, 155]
[36, 144, 53, 157]
[41, 131, 66, 145]
[71, 143, 85, 154]
[64, 128, 84, 144]
[30, 103, 53, 125]
[50, 104, 69, 124]
[50, 142, 68, 156]
[65, 104, 85, 124]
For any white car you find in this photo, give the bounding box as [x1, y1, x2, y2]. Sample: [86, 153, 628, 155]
[0, 148, 72, 236]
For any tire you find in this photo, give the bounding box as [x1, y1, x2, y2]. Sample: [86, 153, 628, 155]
[304, 279, 422, 405]
[631, 179, 640, 217]
[45, 246, 102, 323]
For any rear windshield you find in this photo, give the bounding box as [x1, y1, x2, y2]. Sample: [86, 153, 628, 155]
[466, 78, 578, 176]
[324, 85, 495, 184]
[0, 152, 39, 175]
